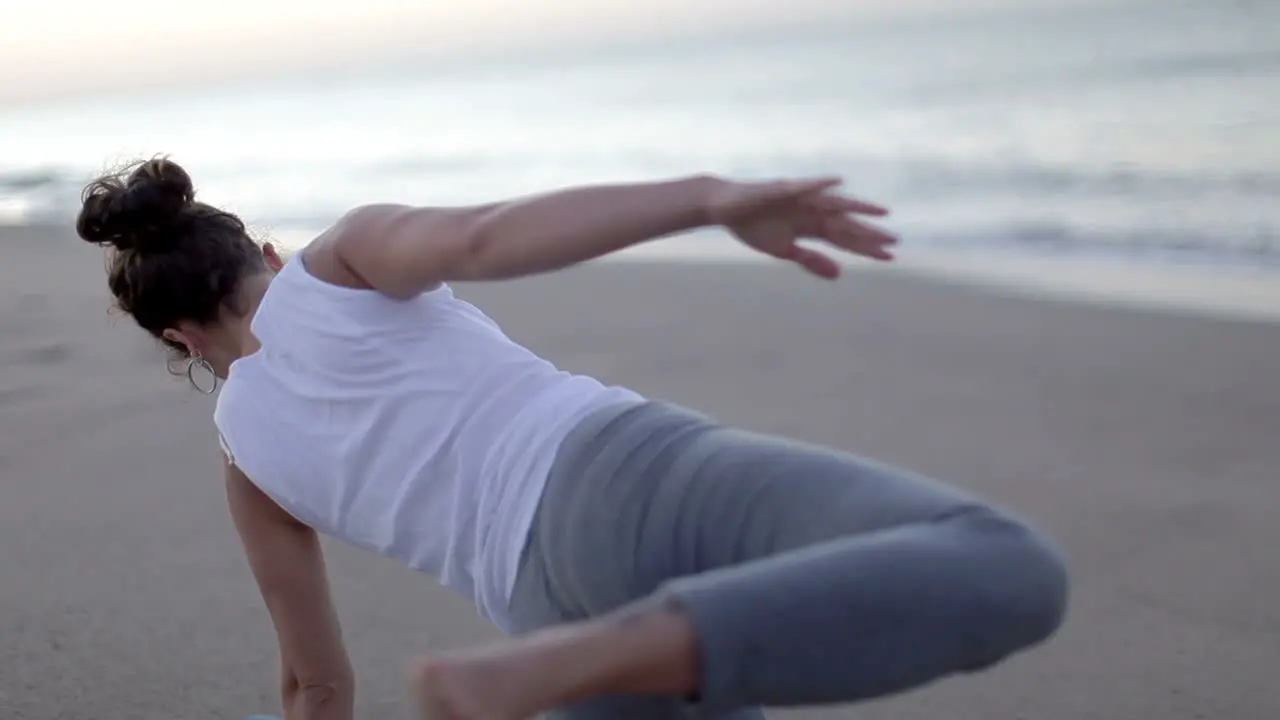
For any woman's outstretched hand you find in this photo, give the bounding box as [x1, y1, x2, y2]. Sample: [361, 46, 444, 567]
[705, 177, 897, 279]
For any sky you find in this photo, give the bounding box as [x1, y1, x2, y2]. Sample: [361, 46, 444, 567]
[0, 0, 1127, 103]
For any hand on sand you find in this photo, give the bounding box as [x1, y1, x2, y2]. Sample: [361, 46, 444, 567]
[706, 177, 897, 279]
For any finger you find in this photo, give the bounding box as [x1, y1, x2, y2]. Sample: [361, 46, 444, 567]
[800, 214, 898, 256]
[822, 215, 899, 247]
[803, 192, 891, 217]
[782, 244, 842, 279]
[839, 234, 897, 261]
[791, 211, 890, 245]
[756, 177, 844, 205]
[786, 176, 845, 195]
[826, 237, 894, 261]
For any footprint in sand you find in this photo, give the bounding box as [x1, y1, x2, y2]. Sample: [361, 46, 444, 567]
[17, 342, 73, 366]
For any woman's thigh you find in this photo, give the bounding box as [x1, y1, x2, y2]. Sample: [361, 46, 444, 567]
[514, 401, 984, 621]
[507, 402, 994, 716]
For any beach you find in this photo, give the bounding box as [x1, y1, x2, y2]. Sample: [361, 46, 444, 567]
[1, 222, 1277, 719]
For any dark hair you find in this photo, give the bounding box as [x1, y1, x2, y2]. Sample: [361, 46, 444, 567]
[76, 157, 266, 361]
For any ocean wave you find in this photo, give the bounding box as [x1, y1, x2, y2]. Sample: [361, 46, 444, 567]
[917, 223, 1280, 265]
[1115, 48, 1280, 82]
[0, 168, 64, 192]
[889, 163, 1280, 199]
[903, 47, 1280, 105]
[6, 152, 1277, 205]
[4, 151, 1277, 267]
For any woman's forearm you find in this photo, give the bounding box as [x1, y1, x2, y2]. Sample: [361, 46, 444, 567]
[460, 174, 720, 280]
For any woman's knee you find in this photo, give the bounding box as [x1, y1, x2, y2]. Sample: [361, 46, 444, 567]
[953, 507, 1071, 652]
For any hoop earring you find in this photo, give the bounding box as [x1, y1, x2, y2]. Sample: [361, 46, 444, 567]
[186, 353, 218, 395]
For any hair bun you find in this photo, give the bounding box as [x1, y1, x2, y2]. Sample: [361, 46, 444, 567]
[76, 157, 196, 253]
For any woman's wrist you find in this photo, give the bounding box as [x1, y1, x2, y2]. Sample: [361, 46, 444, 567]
[689, 173, 730, 228]
[286, 678, 355, 720]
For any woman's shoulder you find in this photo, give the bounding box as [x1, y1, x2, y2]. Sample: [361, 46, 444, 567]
[280, 225, 445, 302]
[293, 227, 376, 292]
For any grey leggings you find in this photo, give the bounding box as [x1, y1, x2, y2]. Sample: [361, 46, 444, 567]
[507, 401, 1069, 719]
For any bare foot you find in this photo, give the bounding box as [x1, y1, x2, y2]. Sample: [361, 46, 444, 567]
[408, 644, 557, 720]
[410, 659, 486, 720]
[408, 606, 699, 719]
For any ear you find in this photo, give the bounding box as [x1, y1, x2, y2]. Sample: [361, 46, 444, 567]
[161, 327, 197, 358]
[262, 242, 285, 273]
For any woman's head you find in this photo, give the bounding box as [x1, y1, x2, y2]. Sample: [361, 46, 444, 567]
[76, 157, 282, 381]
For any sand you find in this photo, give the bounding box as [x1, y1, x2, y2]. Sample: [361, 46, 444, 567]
[1, 223, 1278, 720]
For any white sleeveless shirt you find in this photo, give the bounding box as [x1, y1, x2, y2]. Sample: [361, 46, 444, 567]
[213, 255, 643, 631]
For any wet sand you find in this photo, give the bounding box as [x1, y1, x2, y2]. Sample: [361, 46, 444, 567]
[1, 223, 1278, 719]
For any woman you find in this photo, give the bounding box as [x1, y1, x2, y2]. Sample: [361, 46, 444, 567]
[77, 157, 1068, 720]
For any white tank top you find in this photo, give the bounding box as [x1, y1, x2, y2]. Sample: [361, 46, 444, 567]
[213, 255, 643, 631]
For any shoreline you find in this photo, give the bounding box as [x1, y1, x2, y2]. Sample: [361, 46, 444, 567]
[597, 237, 1280, 326]
[871, 249, 1280, 326]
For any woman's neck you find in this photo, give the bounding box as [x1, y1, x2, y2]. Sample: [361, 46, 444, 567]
[214, 272, 273, 376]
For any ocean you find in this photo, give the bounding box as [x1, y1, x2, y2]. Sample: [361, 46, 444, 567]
[1, 0, 1277, 272]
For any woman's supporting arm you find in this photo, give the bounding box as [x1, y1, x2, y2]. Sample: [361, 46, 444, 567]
[225, 462, 355, 720]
